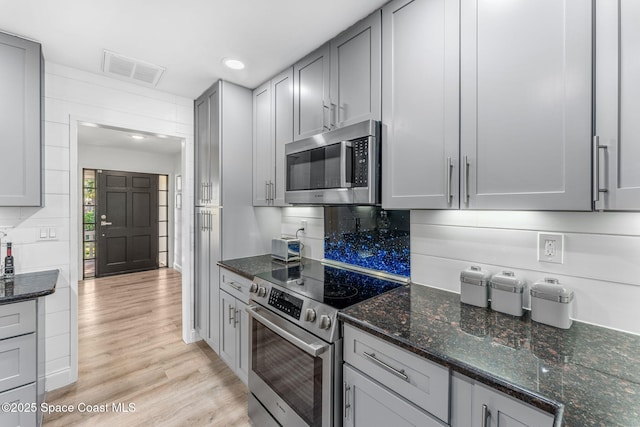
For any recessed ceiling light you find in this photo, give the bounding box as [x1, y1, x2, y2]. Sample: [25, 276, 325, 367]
[222, 58, 245, 70]
[131, 135, 145, 140]
[82, 122, 99, 127]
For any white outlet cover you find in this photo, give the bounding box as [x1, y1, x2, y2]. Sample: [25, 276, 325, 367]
[538, 232, 564, 264]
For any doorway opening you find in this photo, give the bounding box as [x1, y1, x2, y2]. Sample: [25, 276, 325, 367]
[82, 168, 168, 279]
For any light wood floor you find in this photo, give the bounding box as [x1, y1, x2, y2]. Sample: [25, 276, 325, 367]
[44, 268, 251, 427]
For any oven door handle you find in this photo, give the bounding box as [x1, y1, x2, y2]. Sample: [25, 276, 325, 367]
[246, 304, 329, 357]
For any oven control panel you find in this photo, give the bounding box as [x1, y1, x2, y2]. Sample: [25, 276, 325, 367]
[268, 288, 303, 320]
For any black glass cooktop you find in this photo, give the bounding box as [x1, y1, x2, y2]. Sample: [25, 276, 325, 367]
[255, 259, 406, 310]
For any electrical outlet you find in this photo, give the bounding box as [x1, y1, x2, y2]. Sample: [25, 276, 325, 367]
[300, 220, 307, 233]
[538, 232, 564, 264]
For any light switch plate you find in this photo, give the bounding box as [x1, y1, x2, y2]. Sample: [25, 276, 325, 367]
[538, 232, 564, 264]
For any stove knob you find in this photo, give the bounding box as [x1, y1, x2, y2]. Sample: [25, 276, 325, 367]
[257, 286, 267, 297]
[249, 283, 258, 293]
[304, 308, 317, 323]
[319, 315, 332, 330]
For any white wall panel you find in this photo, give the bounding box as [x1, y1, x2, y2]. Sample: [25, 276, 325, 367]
[281, 206, 324, 260]
[44, 146, 70, 171]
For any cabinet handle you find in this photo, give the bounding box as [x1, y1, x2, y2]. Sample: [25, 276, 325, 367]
[234, 308, 240, 326]
[206, 211, 212, 231]
[199, 212, 205, 232]
[270, 181, 275, 204]
[446, 156, 453, 204]
[463, 155, 470, 204]
[363, 351, 409, 382]
[343, 381, 351, 419]
[265, 181, 270, 203]
[226, 280, 243, 292]
[323, 104, 331, 131]
[593, 136, 608, 203]
[481, 404, 491, 427]
[228, 304, 235, 325]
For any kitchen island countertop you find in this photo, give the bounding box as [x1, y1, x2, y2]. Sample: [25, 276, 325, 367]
[339, 284, 640, 427]
[0, 269, 58, 304]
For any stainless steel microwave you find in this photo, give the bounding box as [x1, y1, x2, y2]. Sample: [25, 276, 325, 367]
[284, 120, 381, 205]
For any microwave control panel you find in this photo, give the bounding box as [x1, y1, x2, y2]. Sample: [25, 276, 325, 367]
[352, 137, 369, 187]
[268, 288, 303, 320]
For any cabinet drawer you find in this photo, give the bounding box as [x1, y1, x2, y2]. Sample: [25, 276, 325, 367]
[0, 383, 37, 427]
[219, 269, 252, 304]
[0, 301, 36, 340]
[344, 325, 450, 423]
[0, 334, 36, 391]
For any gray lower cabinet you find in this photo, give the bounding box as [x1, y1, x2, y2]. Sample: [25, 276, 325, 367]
[0, 299, 45, 427]
[343, 365, 446, 427]
[218, 268, 250, 385]
[252, 67, 293, 207]
[381, 0, 460, 209]
[595, 0, 640, 210]
[194, 208, 220, 353]
[451, 373, 554, 427]
[293, 11, 381, 141]
[0, 32, 43, 207]
[460, 0, 592, 210]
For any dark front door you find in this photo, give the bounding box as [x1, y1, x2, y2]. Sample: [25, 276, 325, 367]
[96, 170, 159, 277]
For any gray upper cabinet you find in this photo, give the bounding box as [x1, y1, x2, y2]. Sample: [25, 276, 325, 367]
[293, 43, 331, 140]
[595, 0, 640, 211]
[293, 11, 381, 140]
[382, 0, 460, 209]
[331, 11, 381, 128]
[195, 83, 220, 206]
[252, 68, 292, 206]
[0, 32, 43, 207]
[460, 0, 592, 210]
[252, 81, 272, 206]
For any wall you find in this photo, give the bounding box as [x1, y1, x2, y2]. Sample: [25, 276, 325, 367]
[2, 61, 194, 391]
[283, 206, 640, 335]
[78, 144, 183, 271]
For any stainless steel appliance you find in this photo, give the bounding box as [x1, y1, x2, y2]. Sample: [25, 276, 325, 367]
[246, 259, 406, 427]
[284, 120, 381, 205]
[271, 237, 301, 262]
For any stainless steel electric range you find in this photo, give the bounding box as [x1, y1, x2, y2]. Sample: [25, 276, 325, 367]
[245, 259, 407, 427]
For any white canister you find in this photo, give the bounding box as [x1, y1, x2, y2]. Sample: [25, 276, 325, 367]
[460, 266, 491, 308]
[530, 278, 574, 329]
[490, 271, 526, 317]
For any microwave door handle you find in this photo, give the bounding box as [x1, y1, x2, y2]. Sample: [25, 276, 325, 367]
[246, 305, 329, 357]
[340, 140, 353, 188]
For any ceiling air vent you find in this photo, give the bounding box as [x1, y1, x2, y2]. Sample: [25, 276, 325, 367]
[102, 50, 165, 86]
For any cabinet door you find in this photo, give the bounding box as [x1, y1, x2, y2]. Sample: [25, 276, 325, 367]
[271, 67, 293, 206]
[331, 11, 381, 128]
[343, 365, 446, 427]
[382, 0, 460, 209]
[460, 0, 592, 210]
[471, 382, 554, 427]
[235, 299, 249, 385]
[595, 0, 640, 210]
[253, 81, 273, 206]
[0, 383, 37, 427]
[208, 84, 221, 206]
[0, 33, 42, 206]
[207, 210, 220, 352]
[194, 94, 210, 205]
[293, 43, 331, 140]
[219, 290, 236, 369]
[194, 209, 209, 341]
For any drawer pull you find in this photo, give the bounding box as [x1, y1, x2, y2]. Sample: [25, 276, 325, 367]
[363, 351, 409, 382]
[226, 280, 243, 292]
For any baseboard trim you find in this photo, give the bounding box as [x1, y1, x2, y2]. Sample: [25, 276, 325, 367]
[173, 263, 182, 272]
[46, 368, 75, 391]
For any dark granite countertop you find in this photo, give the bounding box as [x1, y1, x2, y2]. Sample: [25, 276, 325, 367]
[218, 254, 289, 280]
[339, 285, 640, 427]
[0, 269, 58, 304]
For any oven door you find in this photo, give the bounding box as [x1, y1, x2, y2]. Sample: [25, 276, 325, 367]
[247, 304, 335, 427]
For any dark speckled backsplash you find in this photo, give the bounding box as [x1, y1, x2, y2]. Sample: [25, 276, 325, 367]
[324, 206, 410, 277]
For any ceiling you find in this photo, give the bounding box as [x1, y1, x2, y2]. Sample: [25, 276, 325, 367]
[0, 0, 387, 99]
[78, 123, 182, 155]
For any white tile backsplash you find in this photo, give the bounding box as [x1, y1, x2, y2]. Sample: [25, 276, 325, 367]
[281, 208, 640, 335]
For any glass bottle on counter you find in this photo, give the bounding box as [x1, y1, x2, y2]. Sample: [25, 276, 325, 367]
[4, 242, 14, 279]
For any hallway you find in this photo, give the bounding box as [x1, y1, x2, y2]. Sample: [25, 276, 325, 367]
[44, 268, 250, 426]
